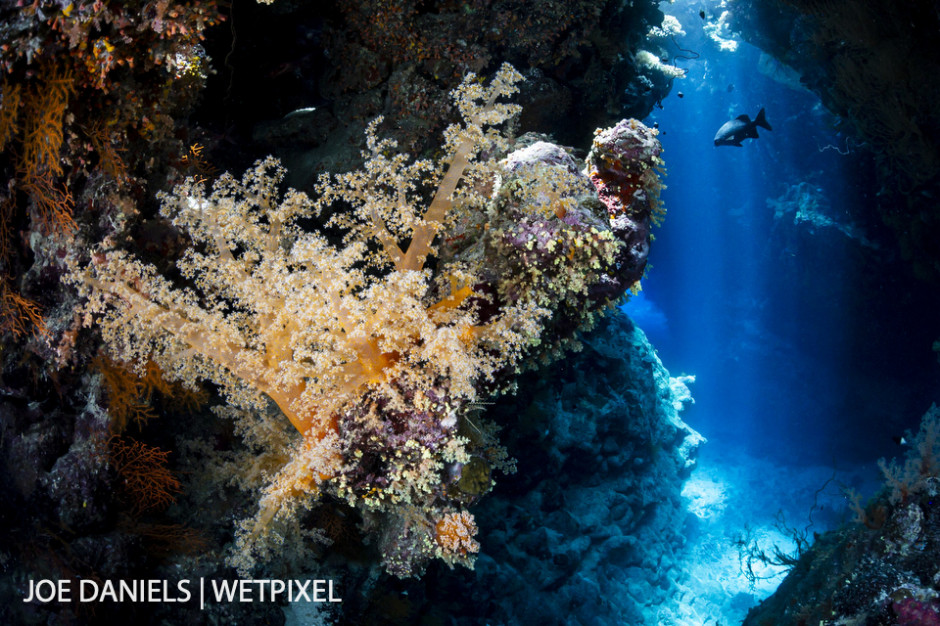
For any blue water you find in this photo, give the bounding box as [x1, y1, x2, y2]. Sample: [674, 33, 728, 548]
[639, 46, 843, 461]
[625, 2, 933, 469]
[620, 3, 940, 621]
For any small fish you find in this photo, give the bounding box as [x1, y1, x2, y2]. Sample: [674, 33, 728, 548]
[677, 91, 684, 98]
[699, 9, 706, 19]
[892, 435, 908, 446]
[714, 108, 772, 147]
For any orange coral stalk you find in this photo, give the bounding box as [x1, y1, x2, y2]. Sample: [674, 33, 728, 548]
[94, 355, 159, 433]
[85, 121, 128, 182]
[434, 510, 480, 563]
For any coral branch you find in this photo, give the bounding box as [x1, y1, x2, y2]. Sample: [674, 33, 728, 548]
[0, 279, 47, 338]
[108, 435, 181, 515]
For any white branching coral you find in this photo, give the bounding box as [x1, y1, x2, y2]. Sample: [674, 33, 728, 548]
[316, 63, 523, 273]
[636, 49, 686, 79]
[647, 14, 686, 39]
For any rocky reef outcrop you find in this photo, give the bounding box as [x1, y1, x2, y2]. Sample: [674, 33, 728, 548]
[217, 0, 672, 184]
[744, 406, 940, 626]
[327, 308, 703, 626]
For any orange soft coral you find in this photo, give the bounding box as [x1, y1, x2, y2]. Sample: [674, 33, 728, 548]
[71, 65, 540, 575]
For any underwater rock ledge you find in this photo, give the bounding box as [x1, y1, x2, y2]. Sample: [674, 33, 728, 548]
[327, 308, 704, 626]
[743, 406, 940, 626]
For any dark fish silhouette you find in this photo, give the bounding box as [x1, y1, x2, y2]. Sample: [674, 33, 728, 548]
[714, 108, 772, 147]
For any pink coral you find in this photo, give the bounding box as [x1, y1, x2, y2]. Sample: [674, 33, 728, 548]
[894, 597, 940, 626]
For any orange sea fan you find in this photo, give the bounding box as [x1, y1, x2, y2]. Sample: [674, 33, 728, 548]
[0, 279, 47, 338]
[20, 64, 75, 178]
[108, 435, 182, 516]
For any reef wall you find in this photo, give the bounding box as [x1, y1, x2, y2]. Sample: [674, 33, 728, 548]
[0, 1, 695, 623]
[727, 0, 940, 281]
